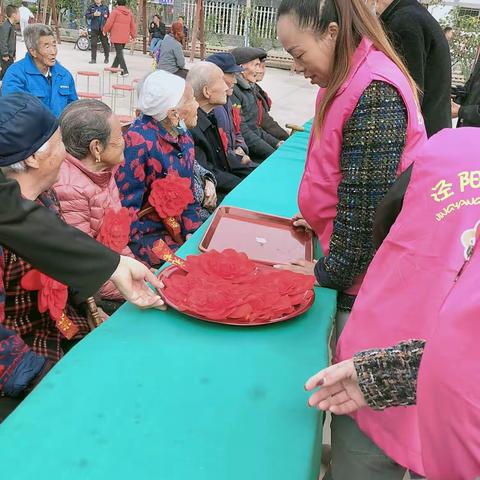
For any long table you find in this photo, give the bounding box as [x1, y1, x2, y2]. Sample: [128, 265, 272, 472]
[0, 121, 336, 479]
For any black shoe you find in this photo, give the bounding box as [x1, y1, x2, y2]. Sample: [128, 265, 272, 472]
[104, 58, 109, 64]
[89, 60, 96, 64]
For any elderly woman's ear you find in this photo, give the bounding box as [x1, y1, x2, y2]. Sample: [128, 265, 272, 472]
[24, 155, 40, 170]
[89, 139, 104, 163]
[165, 108, 180, 127]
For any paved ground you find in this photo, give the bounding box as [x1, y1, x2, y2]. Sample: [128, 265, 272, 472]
[12, 40, 319, 129]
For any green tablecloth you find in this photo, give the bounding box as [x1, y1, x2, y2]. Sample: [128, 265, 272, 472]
[0, 121, 336, 479]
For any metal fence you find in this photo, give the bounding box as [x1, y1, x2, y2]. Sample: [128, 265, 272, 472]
[183, 1, 278, 41]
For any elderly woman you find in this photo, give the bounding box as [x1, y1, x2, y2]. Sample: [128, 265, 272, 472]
[0, 93, 92, 421]
[54, 99, 135, 307]
[116, 70, 216, 267]
[156, 21, 188, 78]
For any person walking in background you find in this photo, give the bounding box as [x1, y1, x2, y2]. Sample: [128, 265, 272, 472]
[376, 0, 452, 137]
[85, 0, 110, 65]
[0, 5, 19, 81]
[149, 14, 165, 54]
[18, 2, 34, 37]
[156, 21, 187, 78]
[103, 0, 136, 77]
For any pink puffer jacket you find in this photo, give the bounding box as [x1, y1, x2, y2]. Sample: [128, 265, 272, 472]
[54, 153, 135, 300]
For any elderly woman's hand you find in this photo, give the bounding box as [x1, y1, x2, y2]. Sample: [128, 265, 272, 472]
[305, 359, 367, 415]
[203, 179, 217, 210]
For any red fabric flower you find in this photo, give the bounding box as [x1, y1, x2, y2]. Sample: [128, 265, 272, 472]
[231, 104, 242, 135]
[21, 270, 80, 339]
[148, 169, 194, 219]
[162, 249, 315, 323]
[218, 127, 229, 155]
[21, 270, 68, 321]
[97, 207, 132, 253]
[186, 249, 256, 283]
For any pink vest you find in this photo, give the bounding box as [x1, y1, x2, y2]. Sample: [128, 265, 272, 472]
[298, 38, 426, 295]
[336, 128, 480, 475]
[418, 242, 480, 480]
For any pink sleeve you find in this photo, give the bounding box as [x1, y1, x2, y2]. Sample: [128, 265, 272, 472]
[54, 184, 94, 236]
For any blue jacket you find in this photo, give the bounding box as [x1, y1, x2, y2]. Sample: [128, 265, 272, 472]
[2, 54, 78, 117]
[85, 3, 109, 31]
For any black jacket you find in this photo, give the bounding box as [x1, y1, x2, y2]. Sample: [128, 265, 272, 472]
[190, 108, 253, 197]
[255, 84, 289, 142]
[0, 171, 119, 298]
[85, 3, 109, 31]
[0, 19, 16, 58]
[381, 0, 452, 137]
[149, 21, 166, 39]
[456, 57, 480, 127]
[231, 75, 278, 162]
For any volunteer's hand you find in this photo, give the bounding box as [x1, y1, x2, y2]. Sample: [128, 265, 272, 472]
[93, 10, 101, 16]
[305, 359, 367, 415]
[273, 259, 317, 278]
[292, 212, 312, 230]
[110, 256, 166, 310]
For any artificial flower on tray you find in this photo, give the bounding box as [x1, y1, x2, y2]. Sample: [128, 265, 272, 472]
[154, 244, 315, 325]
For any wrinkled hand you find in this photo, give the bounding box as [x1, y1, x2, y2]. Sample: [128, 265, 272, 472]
[273, 259, 317, 278]
[292, 212, 312, 231]
[451, 100, 460, 119]
[305, 359, 367, 415]
[241, 154, 252, 165]
[235, 146, 246, 156]
[2, 56, 9, 61]
[276, 141, 285, 148]
[203, 179, 217, 209]
[110, 256, 166, 310]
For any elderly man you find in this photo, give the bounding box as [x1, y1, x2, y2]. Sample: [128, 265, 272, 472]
[255, 53, 289, 142]
[230, 47, 282, 162]
[206, 52, 255, 170]
[0, 93, 92, 421]
[2, 24, 78, 117]
[188, 62, 254, 199]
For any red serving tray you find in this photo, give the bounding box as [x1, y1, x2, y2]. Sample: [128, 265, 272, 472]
[158, 265, 315, 327]
[199, 206, 314, 266]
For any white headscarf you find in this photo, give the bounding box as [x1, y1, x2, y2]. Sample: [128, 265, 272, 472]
[137, 70, 186, 121]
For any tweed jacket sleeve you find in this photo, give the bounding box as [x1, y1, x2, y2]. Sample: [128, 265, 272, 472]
[354, 339, 426, 410]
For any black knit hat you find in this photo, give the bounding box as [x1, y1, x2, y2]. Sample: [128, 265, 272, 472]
[0, 93, 59, 167]
[230, 47, 267, 66]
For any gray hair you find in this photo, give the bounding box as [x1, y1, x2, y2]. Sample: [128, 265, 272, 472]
[60, 100, 112, 160]
[186, 62, 222, 99]
[0, 141, 49, 176]
[24, 24, 55, 52]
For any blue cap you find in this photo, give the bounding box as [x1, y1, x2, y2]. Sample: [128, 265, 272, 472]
[206, 52, 244, 74]
[0, 93, 58, 166]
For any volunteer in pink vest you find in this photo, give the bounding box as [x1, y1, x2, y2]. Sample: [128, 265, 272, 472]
[306, 128, 480, 480]
[275, 0, 426, 477]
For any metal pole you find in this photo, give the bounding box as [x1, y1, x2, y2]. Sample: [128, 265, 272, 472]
[244, 0, 252, 47]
